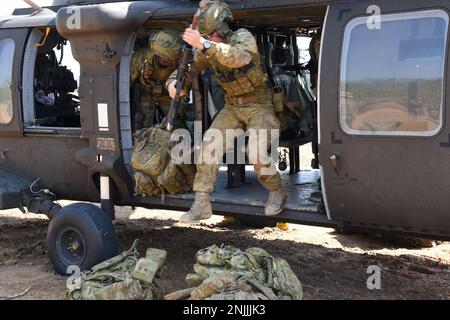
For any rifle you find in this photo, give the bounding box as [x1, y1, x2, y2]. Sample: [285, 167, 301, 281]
[192, 67, 204, 124]
[153, 102, 165, 125]
[165, 8, 202, 131]
[132, 81, 143, 132]
[165, 45, 193, 131]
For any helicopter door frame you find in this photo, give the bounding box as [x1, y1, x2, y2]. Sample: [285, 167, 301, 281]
[320, 0, 450, 237]
[0, 28, 28, 137]
[118, 33, 137, 172]
[22, 28, 43, 128]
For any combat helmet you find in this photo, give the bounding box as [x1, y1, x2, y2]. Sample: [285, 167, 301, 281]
[149, 30, 183, 60]
[198, 0, 233, 36]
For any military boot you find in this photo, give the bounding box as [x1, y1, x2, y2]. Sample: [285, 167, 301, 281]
[180, 192, 213, 223]
[264, 189, 286, 216]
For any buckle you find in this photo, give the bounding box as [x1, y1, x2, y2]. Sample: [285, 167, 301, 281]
[226, 95, 257, 105]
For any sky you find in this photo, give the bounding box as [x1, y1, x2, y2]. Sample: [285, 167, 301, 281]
[6, 0, 57, 13]
[0, 2, 18, 16]
[0, 1, 58, 17]
[343, 16, 447, 81]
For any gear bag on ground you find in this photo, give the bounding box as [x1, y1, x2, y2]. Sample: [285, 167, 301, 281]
[67, 240, 166, 300]
[166, 244, 303, 300]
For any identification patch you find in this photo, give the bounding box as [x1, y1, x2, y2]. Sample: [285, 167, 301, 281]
[97, 137, 116, 151]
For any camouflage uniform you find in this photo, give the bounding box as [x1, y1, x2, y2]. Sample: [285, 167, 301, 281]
[170, 1, 285, 222]
[169, 29, 282, 194]
[131, 31, 185, 128]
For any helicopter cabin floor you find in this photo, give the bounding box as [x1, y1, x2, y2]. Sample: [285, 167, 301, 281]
[134, 168, 333, 227]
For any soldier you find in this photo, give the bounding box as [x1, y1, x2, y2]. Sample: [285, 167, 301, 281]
[167, 0, 286, 223]
[131, 30, 184, 128]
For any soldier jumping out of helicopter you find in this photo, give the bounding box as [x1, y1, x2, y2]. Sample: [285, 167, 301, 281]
[167, 0, 286, 223]
[131, 30, 185, 129]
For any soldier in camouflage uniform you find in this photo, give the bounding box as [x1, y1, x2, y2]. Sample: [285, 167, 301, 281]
[131, 30, 184, 128]
[167, 0, 286, 223]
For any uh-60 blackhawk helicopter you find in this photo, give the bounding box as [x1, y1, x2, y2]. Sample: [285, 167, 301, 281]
[0, 0, 449, 274]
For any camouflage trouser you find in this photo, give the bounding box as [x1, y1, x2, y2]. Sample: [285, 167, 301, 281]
[141, 94, 171, 128]
[193, 103, 282, 193]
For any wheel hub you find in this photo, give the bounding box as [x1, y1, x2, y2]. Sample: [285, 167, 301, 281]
[56, 227, 87, 267]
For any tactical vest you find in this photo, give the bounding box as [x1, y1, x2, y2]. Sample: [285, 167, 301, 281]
[140, 54, 175, 99]
[211, 56, 268, 98]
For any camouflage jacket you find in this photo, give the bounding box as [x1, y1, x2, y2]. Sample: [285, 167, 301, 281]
[167, 29, 269, 100]
[131, 48, 177, 100]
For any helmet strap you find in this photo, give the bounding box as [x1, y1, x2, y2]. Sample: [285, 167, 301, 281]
[215, 23, 232, 42]
[206, 30, 224, 43]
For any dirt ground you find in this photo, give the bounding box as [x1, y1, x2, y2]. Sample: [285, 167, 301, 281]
[0, 205, 449, 300]
[1, 145, 449, 300]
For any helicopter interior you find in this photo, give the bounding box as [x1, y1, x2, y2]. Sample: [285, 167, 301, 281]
[22, 27, 81, 130]
[129, 13, 325, 216]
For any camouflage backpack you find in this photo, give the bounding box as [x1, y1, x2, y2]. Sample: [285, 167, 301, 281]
[67, 240, 166, 300]
[131, 126, 172, 177]
[131, 126, 196, 197]
[167, 244, 303, 300]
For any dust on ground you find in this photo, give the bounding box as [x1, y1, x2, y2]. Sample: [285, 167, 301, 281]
[0, 205, 449, 300]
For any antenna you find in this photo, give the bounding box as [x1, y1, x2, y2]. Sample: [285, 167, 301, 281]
[22, 0, 44, 13]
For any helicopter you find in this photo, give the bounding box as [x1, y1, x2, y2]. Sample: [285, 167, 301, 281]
[1, 0, 449, 274]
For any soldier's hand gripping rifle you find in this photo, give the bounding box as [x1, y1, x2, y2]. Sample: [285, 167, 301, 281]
[165, 8, 202, 132]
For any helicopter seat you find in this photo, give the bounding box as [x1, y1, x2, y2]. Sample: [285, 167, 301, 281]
[270, 44, 315, 174]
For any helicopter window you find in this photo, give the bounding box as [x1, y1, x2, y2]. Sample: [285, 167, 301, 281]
[33, 40, 80, 128]
[0, 39, 15, 125]
[340, 10, 448, 137]
[22, 28, 81, 130]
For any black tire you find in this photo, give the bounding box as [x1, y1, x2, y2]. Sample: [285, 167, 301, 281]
[47, 203, 118, 275]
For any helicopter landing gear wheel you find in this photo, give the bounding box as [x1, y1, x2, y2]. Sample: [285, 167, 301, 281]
[47, 203, 118, 275]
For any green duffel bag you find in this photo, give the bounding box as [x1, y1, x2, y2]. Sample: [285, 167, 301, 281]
[131, 127, 172, 177]
[179, 163, 197, 187]
[261, 255, 303, 300]
[134, 172, 161, 196]
[79, 278, 147, 300]
[157, 160, 191, 195]
[195, 244, 237, 267]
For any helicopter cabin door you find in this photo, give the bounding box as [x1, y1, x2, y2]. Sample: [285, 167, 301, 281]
[0, 28, 28, 136]
[319, 0, 450, 237]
